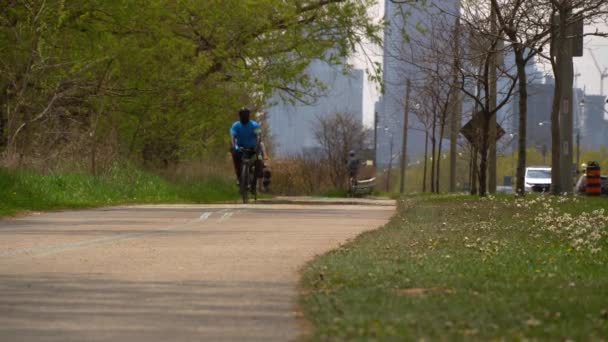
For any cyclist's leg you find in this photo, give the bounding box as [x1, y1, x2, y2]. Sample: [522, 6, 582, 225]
[231, 149, 242, 184]
[348, 171, 357, 196]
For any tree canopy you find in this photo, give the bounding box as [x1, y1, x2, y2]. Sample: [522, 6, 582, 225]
[0, 0, 381, 168]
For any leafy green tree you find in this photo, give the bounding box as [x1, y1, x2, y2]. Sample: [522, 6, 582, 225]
[0, 0, 381, 169]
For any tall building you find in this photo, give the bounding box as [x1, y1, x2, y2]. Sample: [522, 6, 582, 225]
[500, 51, 544, 136]
[580, 95, 608, 150]
[377, 0, 460, 166]
[511, 82, 556, 152]
[511, 79, 592, 153]
[266, 61, 364, 156]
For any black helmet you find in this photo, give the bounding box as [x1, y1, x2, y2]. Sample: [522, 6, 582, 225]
[239, 107, 251, 124]
[349, 150, 356, 156]
[239, 107, 251, 116]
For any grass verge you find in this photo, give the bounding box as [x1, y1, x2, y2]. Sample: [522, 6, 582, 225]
[300, 194, 608, 340]
[319, 189, 349, 198]
[0, 164, 239, 217]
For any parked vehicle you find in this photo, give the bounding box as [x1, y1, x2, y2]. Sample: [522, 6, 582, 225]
[524, 167, 551, 193]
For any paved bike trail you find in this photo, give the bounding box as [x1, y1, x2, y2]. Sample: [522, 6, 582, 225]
[0, 201, 394, 341]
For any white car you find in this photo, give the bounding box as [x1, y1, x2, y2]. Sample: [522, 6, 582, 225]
[524, 167, 552, 193]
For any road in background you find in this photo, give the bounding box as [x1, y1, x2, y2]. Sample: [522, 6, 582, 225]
[0, 201, 394, 341]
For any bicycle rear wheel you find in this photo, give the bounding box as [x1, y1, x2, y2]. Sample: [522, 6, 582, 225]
[240, 163, 249, 204]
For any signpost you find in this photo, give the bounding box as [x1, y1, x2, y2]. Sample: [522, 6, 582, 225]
[460, 113, 505, 148]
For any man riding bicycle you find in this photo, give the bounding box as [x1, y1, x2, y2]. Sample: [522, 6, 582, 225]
[347, 150, 361, 183]
[230, 107, 269, 190]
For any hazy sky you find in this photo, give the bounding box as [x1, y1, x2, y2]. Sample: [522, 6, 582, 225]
[575, 22, 608, 97]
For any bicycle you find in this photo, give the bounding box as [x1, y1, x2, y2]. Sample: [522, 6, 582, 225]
[239, 147, 261, 204]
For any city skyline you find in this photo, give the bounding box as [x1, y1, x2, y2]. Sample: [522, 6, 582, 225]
[356, 5, 608, 127]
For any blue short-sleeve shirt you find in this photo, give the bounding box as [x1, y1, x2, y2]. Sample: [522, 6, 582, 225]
[230, 120, 261, 148]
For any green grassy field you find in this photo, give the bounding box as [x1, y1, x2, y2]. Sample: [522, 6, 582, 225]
[0, 164, 239, 217]
[300, 194, 608, 340]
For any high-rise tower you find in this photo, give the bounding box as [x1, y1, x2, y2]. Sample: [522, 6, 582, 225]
[377, 0, 461, 166]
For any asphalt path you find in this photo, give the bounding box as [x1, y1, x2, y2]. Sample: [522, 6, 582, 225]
[0, 201, 394, 341]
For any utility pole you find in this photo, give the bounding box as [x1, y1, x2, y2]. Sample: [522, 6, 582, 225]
[373, 111, 378, 165]
[488, 4, 498, 194]
[399, 79, 411, 194]
[558, 6, 574, 194]
[576, 131, 581, 174]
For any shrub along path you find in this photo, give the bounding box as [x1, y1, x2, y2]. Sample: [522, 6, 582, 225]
[300, 194, 608, 340]
[0, 166, 238, 217]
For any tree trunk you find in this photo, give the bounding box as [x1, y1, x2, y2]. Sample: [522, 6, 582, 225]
[514, 47, 528, 195]
[436, 113, 447, 193]
[386, 138, 393, 192]
[430, 138, 437, 193]
[0, 88, 6, 151]
[550, 79, 562, 194]
[488, 6, 498, 194]
[449, 16, 461, 193]
[550, 13, 562, 195]
[471, 144, 478, 195]
[478, 113, 490, 196]
[430, 113, 437, 193]
[423, 131, 429, 192]
[90, 112, 101, 176]
[469, 147, 474, 194]
[399, 79, 411, 193]
[340, 126, 349, 189]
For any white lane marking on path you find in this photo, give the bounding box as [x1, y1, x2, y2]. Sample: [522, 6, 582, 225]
[0, 214, 209, 259]
[219, 212, 234, 222]
[199, 212, 212, 221]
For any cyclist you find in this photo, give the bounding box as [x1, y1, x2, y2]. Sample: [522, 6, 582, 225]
[347, 150, 360, 185]
[230, 107, 268, 187]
